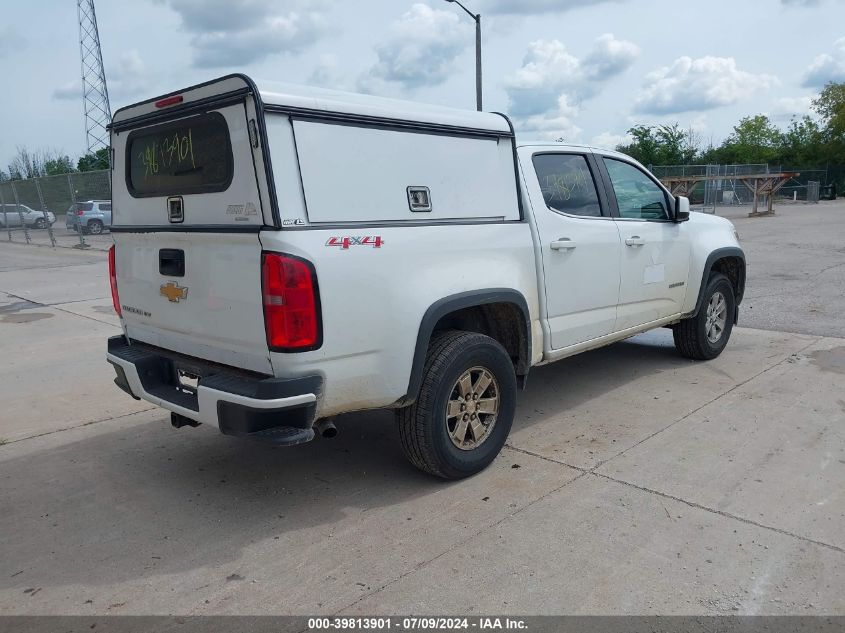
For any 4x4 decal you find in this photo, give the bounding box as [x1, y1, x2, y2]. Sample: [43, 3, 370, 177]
[326, 236, 384, 250]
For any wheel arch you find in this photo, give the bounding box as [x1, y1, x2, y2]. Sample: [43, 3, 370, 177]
[397, 289, 532, 407]
[692, 247, 745, 321]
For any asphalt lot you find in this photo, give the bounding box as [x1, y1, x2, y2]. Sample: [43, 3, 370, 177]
[0, 201, 843, 615]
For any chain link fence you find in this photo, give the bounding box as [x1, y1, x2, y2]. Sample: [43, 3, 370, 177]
[650, 164, 838, 211]
[0, 170, 111, 250]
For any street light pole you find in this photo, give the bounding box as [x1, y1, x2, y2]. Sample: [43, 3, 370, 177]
[445, 0, 482, 111]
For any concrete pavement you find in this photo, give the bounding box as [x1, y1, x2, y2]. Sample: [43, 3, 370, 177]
[0, 222, 843, 615]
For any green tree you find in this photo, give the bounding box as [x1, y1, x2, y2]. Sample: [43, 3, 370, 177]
[781, 116, 824, 166]
[616, 123, 700, 166]
[44, 155, 76, 176]
[813, 81, 845, 139]
[77, 148, 110, 172]
[718, 115, 784, 165]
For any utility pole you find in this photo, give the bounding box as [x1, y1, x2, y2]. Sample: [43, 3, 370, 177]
[77, 0, 111, 153]
[444, 0, 482, 111]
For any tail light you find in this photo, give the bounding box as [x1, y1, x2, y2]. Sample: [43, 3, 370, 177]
[261, 253, 321, 351]
[76, 209, 85, 215]
[108, 245, 121, 316]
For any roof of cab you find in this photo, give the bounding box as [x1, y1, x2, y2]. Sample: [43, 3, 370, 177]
[112, 73, 513, 135]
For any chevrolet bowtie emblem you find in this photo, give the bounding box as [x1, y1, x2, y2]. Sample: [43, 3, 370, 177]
[160, 281, 188, 303]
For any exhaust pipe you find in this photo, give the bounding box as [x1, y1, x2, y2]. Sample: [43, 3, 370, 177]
[315, 418, 338, 439]
[171, 412, 201, 429]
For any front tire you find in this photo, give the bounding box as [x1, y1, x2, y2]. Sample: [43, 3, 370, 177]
[398, 330, 517, 479]
[673, 273, 735, 360]
[34, 218, 47, 229]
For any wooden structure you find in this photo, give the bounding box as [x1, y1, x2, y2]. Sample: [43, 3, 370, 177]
[659, 172, 800, 217]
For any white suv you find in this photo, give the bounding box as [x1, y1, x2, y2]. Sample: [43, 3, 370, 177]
[105, 75, 744, 479]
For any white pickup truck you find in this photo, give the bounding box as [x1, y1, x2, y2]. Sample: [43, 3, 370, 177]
[106, 75, 745, 479]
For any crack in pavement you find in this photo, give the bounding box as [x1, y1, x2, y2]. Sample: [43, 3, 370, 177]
[331, 335, 837, 612]
[0, 407, 157, 446]
[594, 472, 845, 555]
[334, 468, 589, 615]
[1, 290, 118, 327]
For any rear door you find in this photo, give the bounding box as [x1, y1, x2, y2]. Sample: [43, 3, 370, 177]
[521, 149, 622, 350]
[111, 84, 274, 374]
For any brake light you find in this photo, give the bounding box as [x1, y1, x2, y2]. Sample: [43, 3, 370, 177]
[108, 245, 121, 317]
[76, 209, 85, 215]
[261, 253, 320, 351]
[155, 95, 183, 108]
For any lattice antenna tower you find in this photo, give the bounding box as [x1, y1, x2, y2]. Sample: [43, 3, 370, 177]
[77, 0, 111, 153]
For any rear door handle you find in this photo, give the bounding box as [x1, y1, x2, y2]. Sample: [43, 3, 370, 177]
[625, 236, 645, 247]
[550, 239, 577, 251]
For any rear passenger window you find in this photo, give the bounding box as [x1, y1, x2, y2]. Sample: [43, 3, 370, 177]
[532, 154, 602, 217]
[100, 204, 112, 211]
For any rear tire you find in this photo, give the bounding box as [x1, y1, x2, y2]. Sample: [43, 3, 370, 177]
[87, 220, 103, 235]
[673, 273, 735, 360]
[397, 330, 517, 479]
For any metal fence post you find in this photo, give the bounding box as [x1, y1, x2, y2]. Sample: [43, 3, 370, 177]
[0, 186, 10, 241]
[34, 177, 57, 247]
[10, 181, 31, 244]
[67, 173, 87, 249]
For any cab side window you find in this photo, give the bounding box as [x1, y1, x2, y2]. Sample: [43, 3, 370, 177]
[603, 158, 670, 221]
[532, 154, 602, 218]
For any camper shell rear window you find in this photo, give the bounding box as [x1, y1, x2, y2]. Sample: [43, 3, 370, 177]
[126, 112, 233, 197]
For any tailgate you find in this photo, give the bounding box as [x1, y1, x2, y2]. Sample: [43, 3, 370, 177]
[110, 77, 274, 374]
[113, 232, 271, 374]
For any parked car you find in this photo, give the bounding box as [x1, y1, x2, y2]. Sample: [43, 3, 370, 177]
[65, 200, 112, 234]
[0, 204, 56, 229]
[106, 75, 745, 479]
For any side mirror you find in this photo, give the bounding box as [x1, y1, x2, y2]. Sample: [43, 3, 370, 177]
[674, 196, 690, 222]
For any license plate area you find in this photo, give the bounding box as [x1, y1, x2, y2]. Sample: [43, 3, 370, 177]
[177, 369, 200, 395]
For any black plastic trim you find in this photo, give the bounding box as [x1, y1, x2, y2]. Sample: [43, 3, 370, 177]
[491, 112, 524, 221]
[159, 249, 185, 277]
[107, 336, 322, 433]
[399, 289, 532, 406]
[267, 104, 514, 140]
[110, 224, 263, 233]
[691, 247, 746, 319]
[110, 72, 252, 128]
[110, 90, 249, 133]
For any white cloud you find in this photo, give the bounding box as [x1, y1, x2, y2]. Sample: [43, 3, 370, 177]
[634, 56, 779, 115]
[582, 33, 641, 81]
[772, 95, 815, 116]
[590, 131, 629, 150]
[504, 35, 639, 113]
[359, 4, 471, 92]
[802, 37, 845, 87]
[153, 0, 332, 68]
[308, 54, 342, 88]
[482, 0, 624, 14]
[52, 50, 150, 102]
[517, 95, 582, 141]
[504, 35, 638, 139]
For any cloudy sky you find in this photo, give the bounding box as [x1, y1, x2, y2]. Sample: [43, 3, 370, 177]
[1, 0, 844, 167]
